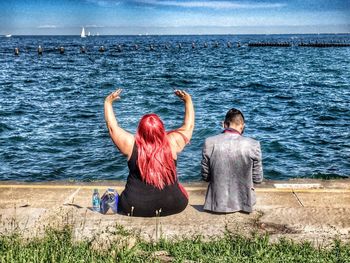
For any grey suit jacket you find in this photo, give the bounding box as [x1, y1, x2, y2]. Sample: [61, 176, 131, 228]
[201, 132, 263, 213]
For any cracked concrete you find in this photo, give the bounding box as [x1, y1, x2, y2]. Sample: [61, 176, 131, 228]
[0, 179, 349, 245]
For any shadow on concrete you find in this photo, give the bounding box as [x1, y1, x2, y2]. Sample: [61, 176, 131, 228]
[191, 204, 251, 215]
[64, 203, 84, 209]
[191, 204, 205, 212]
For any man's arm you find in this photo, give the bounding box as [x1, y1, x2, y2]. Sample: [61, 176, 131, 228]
[201, 139, 211, 182]
[251, 141, 263, 183]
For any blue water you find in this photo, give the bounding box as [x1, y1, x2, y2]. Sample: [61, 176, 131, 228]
[0, 34, 349, 182]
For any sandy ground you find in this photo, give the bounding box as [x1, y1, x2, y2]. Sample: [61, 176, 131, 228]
[0, 179, 349, 246]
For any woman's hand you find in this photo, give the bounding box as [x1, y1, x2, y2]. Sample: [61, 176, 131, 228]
[105, 89, 122, 104]
[174, 90, 191, 103]
[168, 89, 195, 155]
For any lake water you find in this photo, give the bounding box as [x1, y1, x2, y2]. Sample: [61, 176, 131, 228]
[0, 34, 349, 182]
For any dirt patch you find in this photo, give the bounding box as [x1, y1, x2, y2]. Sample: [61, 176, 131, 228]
[252, 210, 299, 235]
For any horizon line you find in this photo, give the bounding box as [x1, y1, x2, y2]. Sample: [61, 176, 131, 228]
[2, 32, 350, 37]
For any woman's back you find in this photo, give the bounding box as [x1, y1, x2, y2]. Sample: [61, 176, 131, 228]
[119, 144, 188, 217]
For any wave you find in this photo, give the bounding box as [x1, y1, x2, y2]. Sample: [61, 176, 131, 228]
[243, 83, 276, 92]
[309, 173, 349, 180]
[274, 95, 293, 100]
[0, 123, 14, 132]
[318, 115, 337, 121]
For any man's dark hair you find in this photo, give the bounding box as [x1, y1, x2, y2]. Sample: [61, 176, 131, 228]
[224, 108, 245, 127]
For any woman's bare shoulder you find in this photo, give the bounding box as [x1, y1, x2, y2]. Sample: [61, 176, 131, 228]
[167, 130, 189, 155]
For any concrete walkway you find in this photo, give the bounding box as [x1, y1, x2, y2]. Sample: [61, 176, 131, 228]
[0, 179, 349, 245]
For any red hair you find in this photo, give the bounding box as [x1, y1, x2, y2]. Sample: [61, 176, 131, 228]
[135, 114, 176, 189]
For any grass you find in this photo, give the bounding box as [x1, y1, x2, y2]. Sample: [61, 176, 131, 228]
[1, 226, 350, 262]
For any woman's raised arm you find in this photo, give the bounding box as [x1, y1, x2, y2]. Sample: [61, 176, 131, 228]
[168, 90, 195, 154]
[104, 89, 134, 158]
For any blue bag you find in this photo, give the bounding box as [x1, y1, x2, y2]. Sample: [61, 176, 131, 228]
[100, 188, 119, 214]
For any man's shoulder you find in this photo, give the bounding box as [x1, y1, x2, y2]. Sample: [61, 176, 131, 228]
[241, 136, 260, 146]
[205, 133, 260, 144]
[204, 133, 226, 143]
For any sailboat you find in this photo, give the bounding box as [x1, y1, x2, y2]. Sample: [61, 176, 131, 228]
[81, 27, 86, 38]
[88, 31, 91, 37]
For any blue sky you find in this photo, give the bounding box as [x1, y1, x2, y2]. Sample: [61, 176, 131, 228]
[0, 0, 349, 35]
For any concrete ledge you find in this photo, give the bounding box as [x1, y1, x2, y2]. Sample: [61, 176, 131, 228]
[273, 183, 322, 189]
[0, 179, 350, 245]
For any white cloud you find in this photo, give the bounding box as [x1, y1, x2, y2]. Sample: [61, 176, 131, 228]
[85, 25, 105, 28]
[37, 25, 57, 28]
[138, 0, 286, 9]
[86, 0, 120, 7]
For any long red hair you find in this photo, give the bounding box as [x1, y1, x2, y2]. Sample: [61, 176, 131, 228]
[135, 114, 176, 189]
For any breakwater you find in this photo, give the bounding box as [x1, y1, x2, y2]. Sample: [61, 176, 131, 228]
[8, 41, 350, 56]
[299, 42, 350, 47]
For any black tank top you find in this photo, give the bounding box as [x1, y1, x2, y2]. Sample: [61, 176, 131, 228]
[119, 144, 188, 217]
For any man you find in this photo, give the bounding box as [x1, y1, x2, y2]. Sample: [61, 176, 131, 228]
[201, 108, 263, 213]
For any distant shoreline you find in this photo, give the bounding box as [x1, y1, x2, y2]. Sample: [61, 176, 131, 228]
[2, 33, 350, 37]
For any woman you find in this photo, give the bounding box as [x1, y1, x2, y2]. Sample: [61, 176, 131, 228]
[104, 89, 194, 217]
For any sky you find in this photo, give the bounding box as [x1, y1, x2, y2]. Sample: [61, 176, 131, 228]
[0, 0, 349, 35]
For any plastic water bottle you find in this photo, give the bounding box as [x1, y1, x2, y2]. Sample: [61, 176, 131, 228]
[92, 189, 100, 212]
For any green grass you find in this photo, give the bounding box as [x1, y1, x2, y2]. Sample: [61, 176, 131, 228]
[1, 226, 350, 262]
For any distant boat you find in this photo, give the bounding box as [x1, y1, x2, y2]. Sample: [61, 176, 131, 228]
[80, 27, 86, 38]
[88, 31, 91, 37]
[5, 34, 12, 38]
[96, 32, 99, 36]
